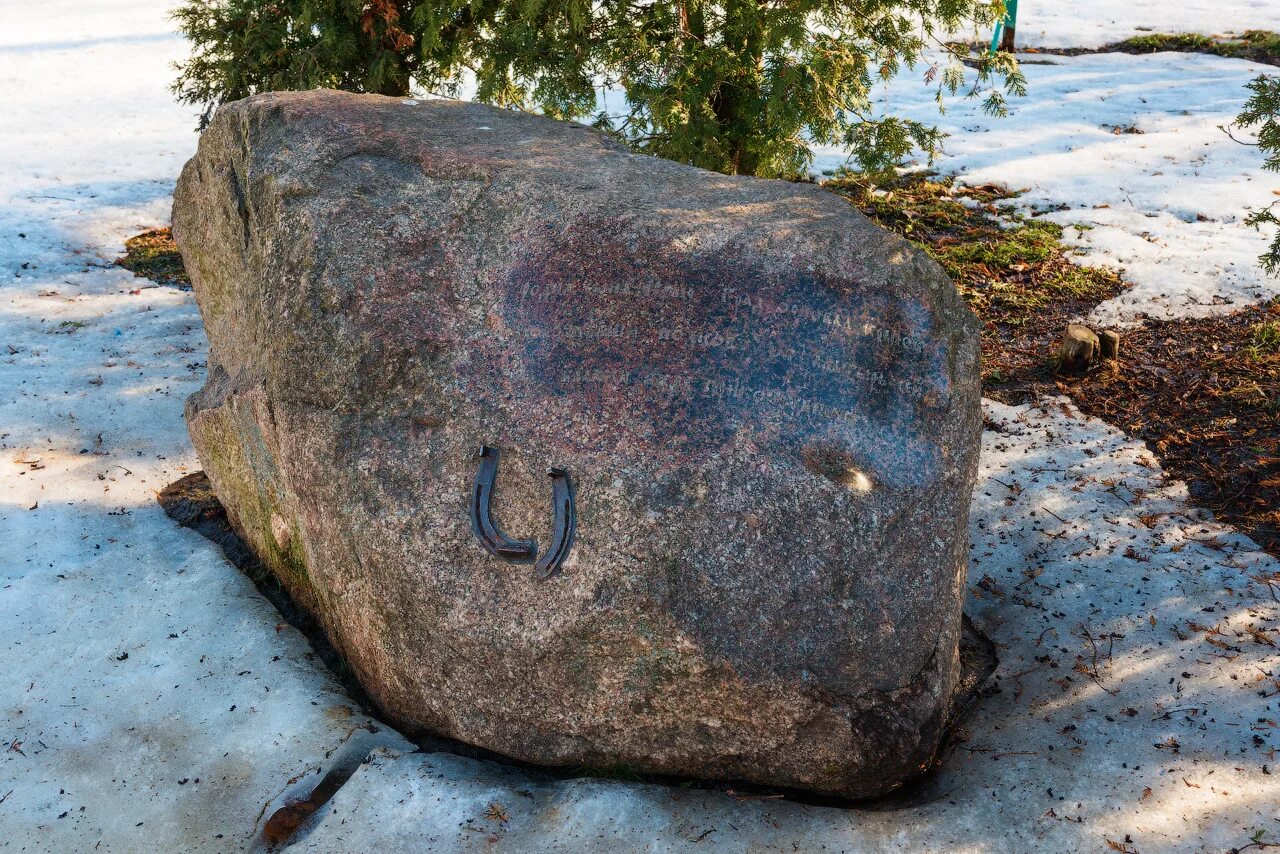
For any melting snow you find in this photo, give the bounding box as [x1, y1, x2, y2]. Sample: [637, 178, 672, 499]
[1012, 0, 1280, 50]
[2, 0, 1279, 850]
[814, 51, 1280, 325]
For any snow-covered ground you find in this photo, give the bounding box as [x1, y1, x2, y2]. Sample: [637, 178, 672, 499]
[3, 1, 1280, 851]
[1011, 0, 1280, 50]
[0, 3, 411, 850]
[814, 51, 1280, 326]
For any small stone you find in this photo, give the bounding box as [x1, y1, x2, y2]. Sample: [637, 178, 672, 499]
[1058, 323, 1101, 371]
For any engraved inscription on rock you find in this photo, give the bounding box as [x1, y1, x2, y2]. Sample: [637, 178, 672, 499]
[469, 225, 952, 488]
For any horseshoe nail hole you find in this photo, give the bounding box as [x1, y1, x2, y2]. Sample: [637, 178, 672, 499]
[802, 442, 874, 494]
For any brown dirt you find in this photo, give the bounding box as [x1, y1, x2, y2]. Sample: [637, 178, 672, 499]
[1006, 305, 1280, 556]
[839, 175, 1280, 558]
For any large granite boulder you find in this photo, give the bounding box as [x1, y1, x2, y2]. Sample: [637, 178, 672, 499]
[173, 90, 982, 799]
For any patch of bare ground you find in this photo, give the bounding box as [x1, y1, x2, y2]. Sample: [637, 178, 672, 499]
[115, 226, 190, 288]
[1028, 31, 1280, 68]
[837, 174, 1280, 557]
[1043, 304, 1280, 555]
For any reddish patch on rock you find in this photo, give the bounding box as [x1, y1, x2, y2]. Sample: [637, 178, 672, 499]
[465, 219, 951, 484]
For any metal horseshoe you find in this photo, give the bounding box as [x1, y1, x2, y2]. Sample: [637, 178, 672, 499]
[469, 446, 537, 561]
[468, 447, 576, 578]
[535, 467, 575, 579]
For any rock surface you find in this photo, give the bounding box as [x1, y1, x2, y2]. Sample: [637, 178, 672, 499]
[172, 89, 982, 799]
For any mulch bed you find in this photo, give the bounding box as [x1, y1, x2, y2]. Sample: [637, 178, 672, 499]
[1028, 305, 1280, 556]
[839, 174, 1280, 558]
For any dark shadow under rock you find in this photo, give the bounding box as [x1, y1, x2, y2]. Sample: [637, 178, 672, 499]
[158, 470, 998, 807]
[159, 472, 370, 708]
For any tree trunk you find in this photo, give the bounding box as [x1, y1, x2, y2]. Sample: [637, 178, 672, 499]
[1000, 24, 1016, 53]
[378, 76, 412, 97]
[711, 0, 764, 176]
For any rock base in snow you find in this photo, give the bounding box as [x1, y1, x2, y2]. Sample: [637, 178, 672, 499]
[173, 90, 983, 798]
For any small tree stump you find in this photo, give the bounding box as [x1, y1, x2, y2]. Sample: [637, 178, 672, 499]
[1057, 324, 1100, 371]
[1099, 329, 1120, 361]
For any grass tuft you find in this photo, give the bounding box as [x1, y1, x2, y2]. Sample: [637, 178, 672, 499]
[1109, 30, 1280, 66]
[1250, 319, 1280, 358]
[828, 173, 1124, 387]
[116, 227, 190, 288]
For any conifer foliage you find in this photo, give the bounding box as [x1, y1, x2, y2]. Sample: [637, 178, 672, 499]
[173, 0, 1025, 179]
[1236, 74, 1280, 275]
